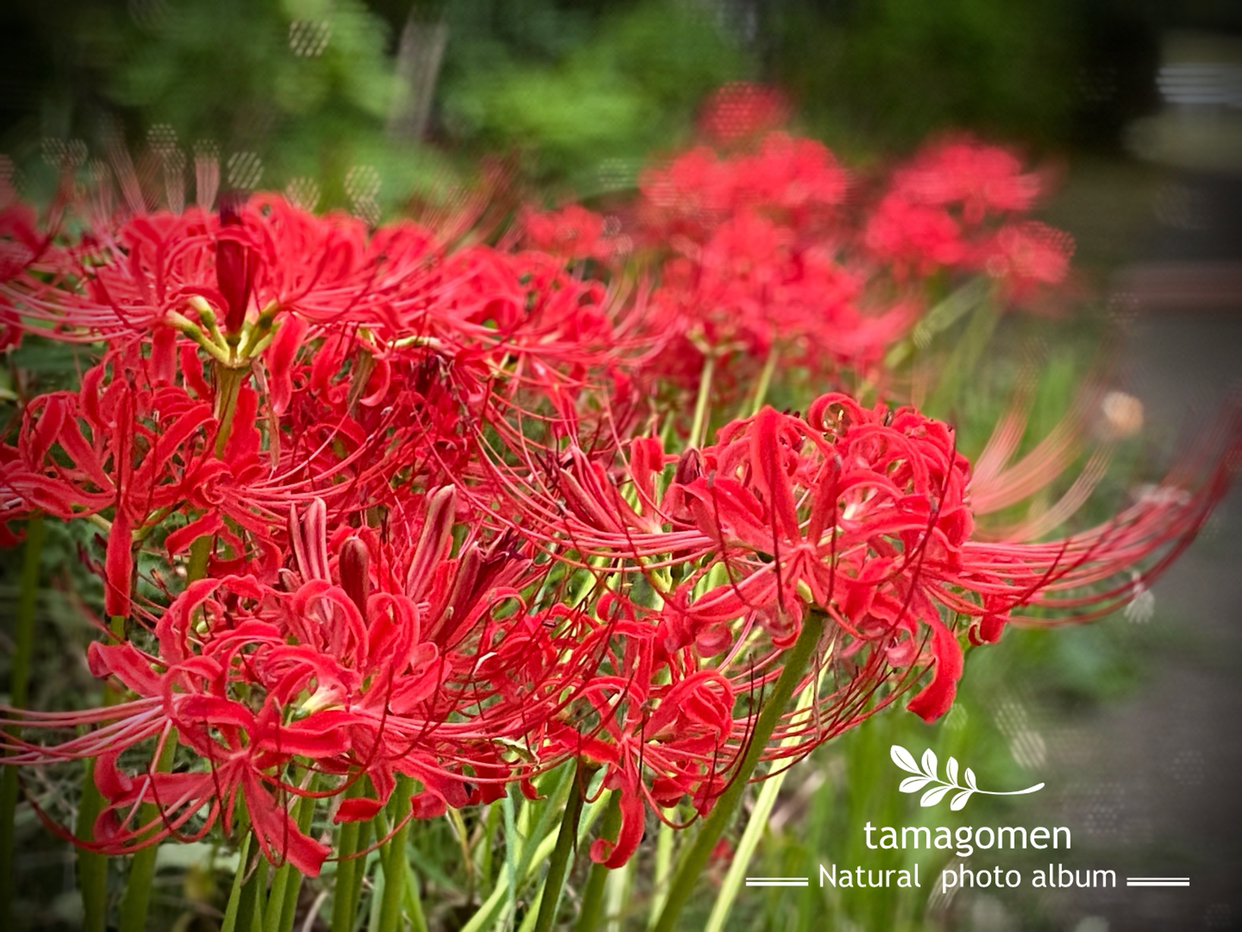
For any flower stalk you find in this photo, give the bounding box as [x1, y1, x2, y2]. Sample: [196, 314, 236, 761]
[117, 733, 178, 932]
[688, 352, 716, 450]
[651, 610, 826, 932]
[377, 776, 416, 932]
[704, 676, 823, 932]
[573, 793, 621, 932]
[331, 779, 372, 932]
[0, 517, 44, 928]
[533, 759, 594, 932]
[264, 774, 318, 932]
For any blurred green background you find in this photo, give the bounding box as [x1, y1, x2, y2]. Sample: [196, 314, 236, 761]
[2, 0, 1240, 209]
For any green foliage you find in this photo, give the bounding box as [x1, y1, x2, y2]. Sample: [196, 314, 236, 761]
[723, 608, 1166, 931]
[106, 0, 393, 135]
[2, 0, 463, 214]
[440, 1, 749, 189]
[766, 0, 1082, 153]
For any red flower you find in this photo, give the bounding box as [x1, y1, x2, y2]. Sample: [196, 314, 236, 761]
[1, 486, 568, 872]
[550, 595, 737, 868]
[698, 83, 790, 144]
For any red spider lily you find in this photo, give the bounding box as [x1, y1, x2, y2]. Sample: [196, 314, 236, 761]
[0, 205, 49, 350]
[626, 131, 934, 414]
[1, 186, 633, 420]
[884, 135, 1045, 221]
[486, 390, 1232, 747]
[0, 295, 510, 587]
[639, 133, 848, 239]
[0, 492, 568, 873]
[0, 196, 382, 345]
[697, 83, 791, 145]
[865, 194, 969, 276]
[0, 345, 342, 596]
[520, 205, 618, 263]
[640, 208, 915, 399]
[1, 357, 226, 613]
[1, 582, 341, 875]
[981, 221, 1076, 303]
[0, 118, 1233, 896]
[655, 398, 976, 723]
[554, 603, 738, 868]
[863, 134, 1069, 306]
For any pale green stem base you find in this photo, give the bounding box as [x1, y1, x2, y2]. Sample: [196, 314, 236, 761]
[688, 353, 717, 450]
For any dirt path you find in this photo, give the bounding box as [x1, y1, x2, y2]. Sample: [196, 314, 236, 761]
[1041, 170, 1242, 931]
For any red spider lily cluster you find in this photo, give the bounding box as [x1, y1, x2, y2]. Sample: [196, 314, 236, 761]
[0, 92, 1232, 882]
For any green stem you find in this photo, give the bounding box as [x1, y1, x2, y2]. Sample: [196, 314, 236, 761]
[688, 353, 716, 450]
[883, 278, 988, 372]
[478, 802, 501, 892]
[265, 775, 318, 932]
[347, 821, 374, 926]
[400, 855, 429, 932]
[117, 733, 178, 932]
[121, 499, 218, 932]
[211, 363, 249, 457]
[331, 778, 370, 932]
[264, 846, 292, 931]
[1, 516, 44, 927]
[220, 833, 253, 932]
[236, 848, 270, 932]
[704, 677, 821, 932]
[532, 760, 591, 932]
[187, 535, 212, 587]
[748, 348, 779, 417]
[459, 788, 608, 932]
[508, 764, 575, 917]
[330, 824, 362, 932]
[377, 776, 415, 932]
[573, 793, 620, 932]
[76, 761, 110, 932]
[79, 615, 126, 932]
[646, 813, 676, 928]
[925, 286, 1000, 418]
[602, 857, 631, 932]
[501, 780, 520, 929]
[651, 612, 825, 932]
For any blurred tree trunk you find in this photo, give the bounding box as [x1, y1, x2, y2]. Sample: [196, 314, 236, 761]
[387, 13, 448, 141]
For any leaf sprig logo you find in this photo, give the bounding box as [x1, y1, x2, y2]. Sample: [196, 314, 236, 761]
[891, 745, 1045, 810]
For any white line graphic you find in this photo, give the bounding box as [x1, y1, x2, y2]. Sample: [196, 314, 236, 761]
[1126, 877, 1190, 887]
[745, 877, 809, 887]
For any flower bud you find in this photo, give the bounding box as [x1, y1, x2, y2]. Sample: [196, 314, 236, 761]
[216, 197, 255, 335]
[340, 537, 370, 618]
[675, 447, 703, 485]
